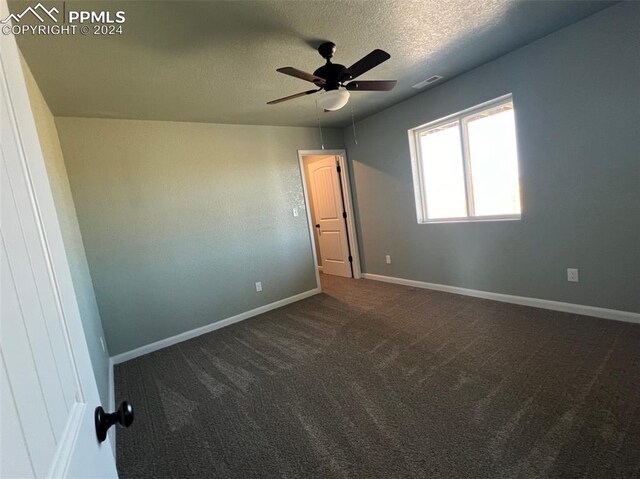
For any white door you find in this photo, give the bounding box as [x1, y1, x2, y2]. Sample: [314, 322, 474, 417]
[307, 156, 352, 278]
[0, 4, 118, 477]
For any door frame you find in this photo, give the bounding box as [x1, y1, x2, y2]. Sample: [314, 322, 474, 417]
[298, 149, 362, 283]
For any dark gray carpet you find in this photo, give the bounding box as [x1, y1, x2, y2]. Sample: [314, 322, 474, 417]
[115, 274, 640, 478]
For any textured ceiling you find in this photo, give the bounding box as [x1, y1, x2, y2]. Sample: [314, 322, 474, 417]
[12, 0, 615, 127]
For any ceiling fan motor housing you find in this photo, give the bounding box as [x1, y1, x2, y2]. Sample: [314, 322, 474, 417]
[314, 63, 348, 90]
[315, 42, 352, 90]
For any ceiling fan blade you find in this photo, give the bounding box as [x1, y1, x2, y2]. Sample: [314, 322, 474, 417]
[343, 49, 391, 80]
[276, 67, 326, 85]
[346, 80, 397, 91]
[267, 89, 320, 105]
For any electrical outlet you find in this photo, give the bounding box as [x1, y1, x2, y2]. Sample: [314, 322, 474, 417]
[100, 337, 106, 352]
[292, 207, 299, 217]
[567, 268, 579, 282]
[385, 255, 391, 264]
[255, 281, 262, 292]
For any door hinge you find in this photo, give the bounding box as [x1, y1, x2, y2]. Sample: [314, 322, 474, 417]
[336, 165, 342, 173]
[348, 255, 353, 262]
[342, 211, 347, 219]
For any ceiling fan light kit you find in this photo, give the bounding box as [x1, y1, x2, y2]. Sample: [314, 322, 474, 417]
[318, 89, 350, 111]
[268, 41, 396, 110]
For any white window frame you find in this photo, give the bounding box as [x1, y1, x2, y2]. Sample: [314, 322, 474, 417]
[408, 94, 522, 224]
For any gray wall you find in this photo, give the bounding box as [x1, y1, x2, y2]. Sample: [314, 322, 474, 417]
[343, 2, 640, 313]
[21, 57, 111, 404]
[56, 117, 343, 355]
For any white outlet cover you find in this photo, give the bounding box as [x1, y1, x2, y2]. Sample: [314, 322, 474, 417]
[292, 208, 299, 217]
[385, 255, 391, 264]
[255, 281, 262, 292]
[567, 268, 579, 282]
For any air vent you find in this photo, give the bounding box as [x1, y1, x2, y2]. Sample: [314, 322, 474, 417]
[412, 75, 443, 89]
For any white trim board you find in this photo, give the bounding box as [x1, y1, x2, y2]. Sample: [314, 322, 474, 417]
[108, 358, 115, 413]
[362, 273, 640, 324]
[108, 358, 115, 456]
[110, 288, 321, 365]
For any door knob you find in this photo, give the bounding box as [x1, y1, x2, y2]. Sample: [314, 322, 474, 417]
[95, 401, 134, 443]
[315, 224, 320, 228]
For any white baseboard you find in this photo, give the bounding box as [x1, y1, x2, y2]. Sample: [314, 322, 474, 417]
[108, 358, 115, 412]
[108, 358, 115, 456]
[362, 273, 640, 324]
[110, 288, 321, 365]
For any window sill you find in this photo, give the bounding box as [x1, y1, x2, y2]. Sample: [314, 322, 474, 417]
[418, 215, 521, 224]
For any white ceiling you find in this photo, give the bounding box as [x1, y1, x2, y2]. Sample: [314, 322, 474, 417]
[13, 0, 616, 127]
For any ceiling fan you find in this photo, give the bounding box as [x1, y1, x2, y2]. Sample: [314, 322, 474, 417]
[267, 42, 396, 111]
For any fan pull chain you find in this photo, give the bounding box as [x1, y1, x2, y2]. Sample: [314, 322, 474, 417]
[350, 103, 358, 145]
[315, 100, 325, 150]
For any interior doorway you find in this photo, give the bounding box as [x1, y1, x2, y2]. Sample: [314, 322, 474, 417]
[299, 150, 361, 281]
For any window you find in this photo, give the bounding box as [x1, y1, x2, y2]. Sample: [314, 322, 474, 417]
[409, 95, 521, 223]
